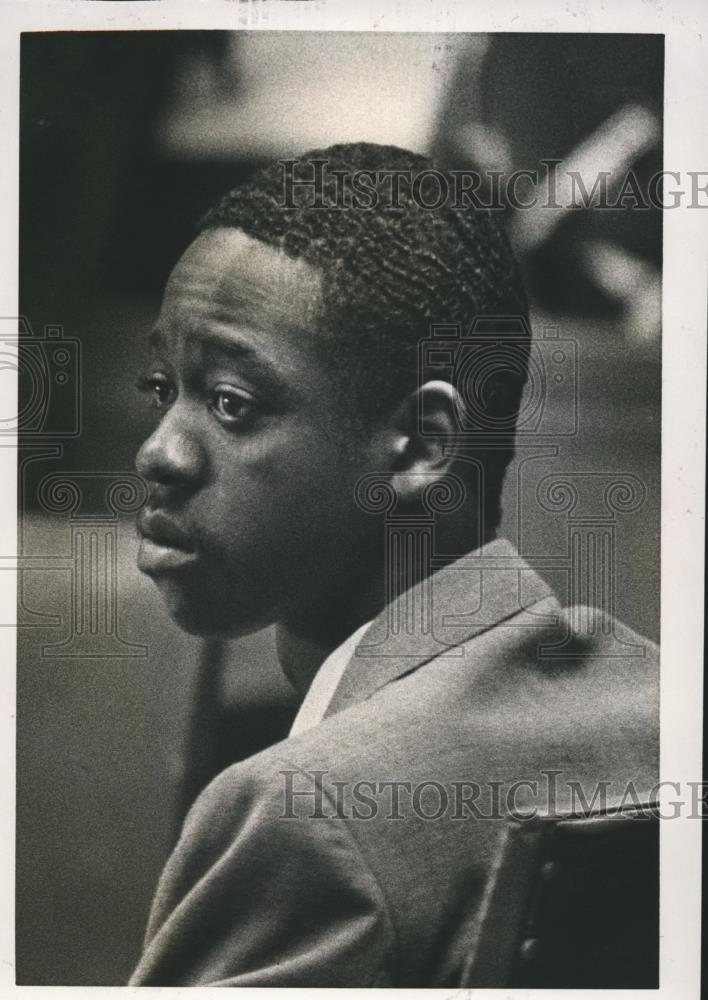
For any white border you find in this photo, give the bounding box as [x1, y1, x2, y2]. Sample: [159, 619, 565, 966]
[0, 2, 705, 998]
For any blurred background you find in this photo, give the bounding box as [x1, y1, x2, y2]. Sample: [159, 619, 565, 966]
[16, 31, 662, 984]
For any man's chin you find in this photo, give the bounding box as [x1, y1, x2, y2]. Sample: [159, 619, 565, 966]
[153, 580, 268, 640]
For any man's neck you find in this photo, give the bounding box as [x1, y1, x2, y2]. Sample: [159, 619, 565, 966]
[275, 628, 337, 699]
[277, 524, 496, 698]
[276, 568, 386, 698]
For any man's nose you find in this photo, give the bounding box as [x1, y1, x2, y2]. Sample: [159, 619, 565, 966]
[135, 408, 206, 488]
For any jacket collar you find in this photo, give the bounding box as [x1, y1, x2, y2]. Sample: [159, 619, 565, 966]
[324, 537, 554, 717]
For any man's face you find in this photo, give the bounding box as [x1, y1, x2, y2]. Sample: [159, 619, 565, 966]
[135, 228, 386, 638]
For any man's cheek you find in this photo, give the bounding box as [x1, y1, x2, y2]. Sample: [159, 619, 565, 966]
[232, 435, 347, 494]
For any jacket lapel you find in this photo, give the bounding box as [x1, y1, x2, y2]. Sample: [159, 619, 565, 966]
[324, 538, 555, 717]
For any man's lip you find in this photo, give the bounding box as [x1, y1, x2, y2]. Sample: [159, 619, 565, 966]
[137, 537, 198, 575]
[136, 510, 198, 575]
[137, 510, 195, 552]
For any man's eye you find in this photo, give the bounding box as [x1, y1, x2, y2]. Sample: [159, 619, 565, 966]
[137, 373, 175, 413]
[211, 385, 255, 426]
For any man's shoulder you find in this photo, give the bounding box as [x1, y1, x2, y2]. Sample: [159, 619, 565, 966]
[209, 603, 658, 805]
[451, 600, 659, 749]
[555, 603, 658, 656]
[392, 600, 659, 727]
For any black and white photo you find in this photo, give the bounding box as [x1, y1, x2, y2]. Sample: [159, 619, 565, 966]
[2, 2, 705, 995]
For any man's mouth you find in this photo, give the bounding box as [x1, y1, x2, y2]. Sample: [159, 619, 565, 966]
[137, 510, 198, 574]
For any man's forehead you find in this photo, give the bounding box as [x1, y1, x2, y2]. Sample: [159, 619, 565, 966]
[161, 227, 325, 336]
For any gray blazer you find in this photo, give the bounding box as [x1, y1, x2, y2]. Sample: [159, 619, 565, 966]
[130, 538, 659, 987]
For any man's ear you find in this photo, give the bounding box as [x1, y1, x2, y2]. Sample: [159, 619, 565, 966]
[389, 380, 459, 502]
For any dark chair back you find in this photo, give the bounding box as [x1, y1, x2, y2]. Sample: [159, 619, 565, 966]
[467, 804, 659, 988]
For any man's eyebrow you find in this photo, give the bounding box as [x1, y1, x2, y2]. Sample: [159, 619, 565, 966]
[148, 327, 166, 352]
[148, 325, 291, 396]
[149, 324, 260, 358]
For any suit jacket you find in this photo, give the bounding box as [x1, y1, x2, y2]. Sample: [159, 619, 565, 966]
[130, 538, 659, 987]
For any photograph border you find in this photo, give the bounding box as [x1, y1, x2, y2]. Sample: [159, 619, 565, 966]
[1, 2, 706, 997]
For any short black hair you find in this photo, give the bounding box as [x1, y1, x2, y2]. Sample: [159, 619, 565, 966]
[199, 142, 530, 530]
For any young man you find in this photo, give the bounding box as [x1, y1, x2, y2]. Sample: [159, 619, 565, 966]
[131, 144, 658, 987]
